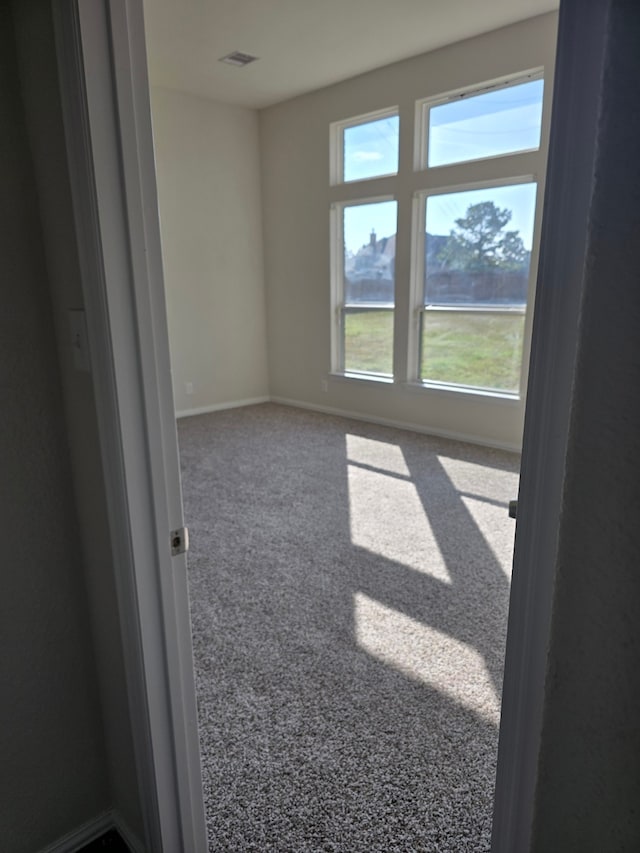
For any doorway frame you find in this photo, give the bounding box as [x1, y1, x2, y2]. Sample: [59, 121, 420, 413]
[51, 0, 601, 850]
[53, 0, 207, 850]
[491, 2, 608, 848]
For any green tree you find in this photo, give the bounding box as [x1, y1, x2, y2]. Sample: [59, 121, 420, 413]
[437, 201, 527, 272]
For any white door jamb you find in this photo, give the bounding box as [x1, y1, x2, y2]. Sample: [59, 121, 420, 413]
[491, 2, 609, 849]
[52, 1, 207, 850]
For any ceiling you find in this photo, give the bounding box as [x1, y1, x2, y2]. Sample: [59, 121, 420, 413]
[143, 0, 559, 110]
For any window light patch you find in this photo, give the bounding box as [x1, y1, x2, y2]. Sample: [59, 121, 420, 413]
[347, 463, 452, 584]
[354, 593, 501, 723]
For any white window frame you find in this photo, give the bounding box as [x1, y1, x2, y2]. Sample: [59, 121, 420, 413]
[329, 72, 545, 393]
[330, 194, 397, 379]
[330, 105, 400, 186]
[414, 68, 544, 172]
[409, 175, 537, 397]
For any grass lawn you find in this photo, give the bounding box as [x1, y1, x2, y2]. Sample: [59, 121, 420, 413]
[344, 309, 394, 375]
[344, 309, 525, 391]
[421, 312, 525, 390]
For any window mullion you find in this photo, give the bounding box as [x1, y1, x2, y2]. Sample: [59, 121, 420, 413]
[330, 71, 545, 394]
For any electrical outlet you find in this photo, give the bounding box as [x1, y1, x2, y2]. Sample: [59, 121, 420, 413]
[185, 381, 194, 395]
[321, 379, 328, 392]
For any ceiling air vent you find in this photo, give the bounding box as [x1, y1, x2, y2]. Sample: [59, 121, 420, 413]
[219, 51, 259, 68]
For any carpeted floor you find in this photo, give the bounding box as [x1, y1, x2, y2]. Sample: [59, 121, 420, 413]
[178, 403, 520, 852]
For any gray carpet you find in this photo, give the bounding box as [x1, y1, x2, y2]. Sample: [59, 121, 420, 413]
[178, 403, 520, 852]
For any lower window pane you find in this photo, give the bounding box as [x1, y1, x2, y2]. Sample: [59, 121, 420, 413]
[421, 311, 525, 392]
[344, 309, 393, 375]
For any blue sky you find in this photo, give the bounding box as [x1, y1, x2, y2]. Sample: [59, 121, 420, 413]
[342, 79, 543, 181]
[344, 115, 399, 183]
[428, 79, 544, 167]
[344, 183, 537, 256]
[344, 201, 397, 255]
[342, 78, 542, 255]
[426, 183, 538, 250]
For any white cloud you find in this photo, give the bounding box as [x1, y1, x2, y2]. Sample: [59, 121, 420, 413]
[353, 150, 384, 161]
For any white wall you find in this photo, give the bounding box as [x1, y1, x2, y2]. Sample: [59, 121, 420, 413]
[150, 88, 269, 415]
[260, 13, 558, 450]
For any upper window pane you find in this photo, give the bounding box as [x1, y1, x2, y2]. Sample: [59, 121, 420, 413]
[427, 78, 544, 168]
[343, 114, 399, 182]
[424, 182, 537, 307]
[344, 200, 397, 304]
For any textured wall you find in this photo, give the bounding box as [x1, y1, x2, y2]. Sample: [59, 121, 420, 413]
[532, 1, 640, 849]
[0, 4, 109, 852]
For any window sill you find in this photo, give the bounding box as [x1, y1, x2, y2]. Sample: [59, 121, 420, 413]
[404, 380, 521, 402]
[327, 373, 522, 401]
[329, 371, 394, 386]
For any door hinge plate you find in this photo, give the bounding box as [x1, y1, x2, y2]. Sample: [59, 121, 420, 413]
[170, 526, 189, 556]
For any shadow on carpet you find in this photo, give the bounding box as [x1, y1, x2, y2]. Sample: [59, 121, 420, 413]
[178, 403, 520, 852]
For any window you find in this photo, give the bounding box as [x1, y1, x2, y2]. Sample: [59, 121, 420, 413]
[331, 108, 399, 185]
[419, 76, 544, 168]
[330, 108, 399, 378]
[418, 182, 537, 392]
[337, 199, 397, 376]
[329, 72, 545, 395]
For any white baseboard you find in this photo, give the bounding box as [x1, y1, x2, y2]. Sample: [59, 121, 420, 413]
[176, 395, 270, 419]
[113, 813, 145, 853]
[270, 395, 521, 453]
[38, 811, 114, 853]
[38, 809, 145, 853]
